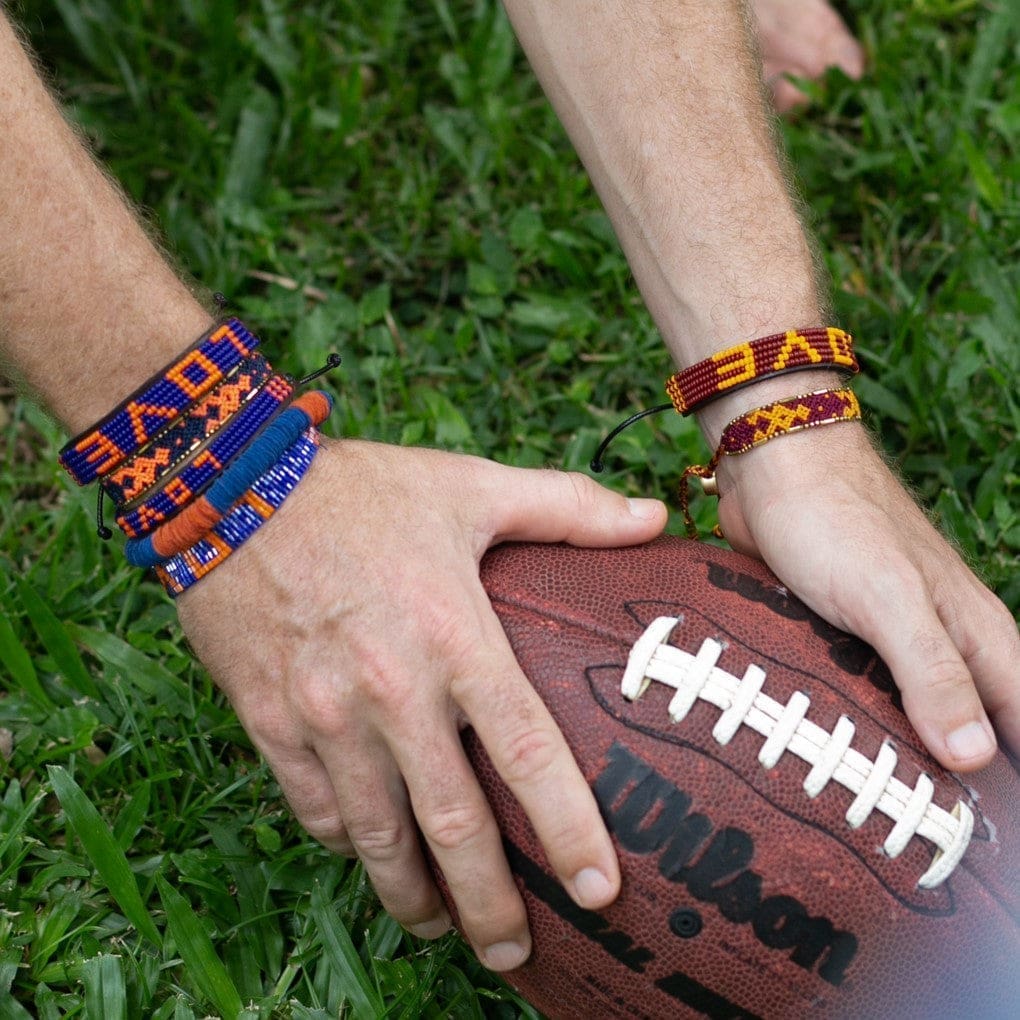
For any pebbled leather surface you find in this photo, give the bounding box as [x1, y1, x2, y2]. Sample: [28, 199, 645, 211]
[440, 537, 1020, 1020]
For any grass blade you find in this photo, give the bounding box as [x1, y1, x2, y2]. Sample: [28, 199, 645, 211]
[961, 2, 1018, 118]
[16, 581, 98, 699]
[0, 604, 52, 706]
[309, 880, 383, 1020]
[0, 985, 34, 1020]
[31, 888, 84, 978]
[207, 822, 283, 975]
[47, 766, 161, 947]
[67, 624, 194, 717]
[221, 87, 278, 205]
[156, 873, 244, 1020]
[0, 785, 45, 884]
[82, 954, 127, 1020]
[113, 781, 151, 850]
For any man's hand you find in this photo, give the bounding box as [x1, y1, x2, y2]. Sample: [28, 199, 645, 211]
[176, 438, 667, 970]
[715, 422, 1019, 771]
[750, 0, 865, 113]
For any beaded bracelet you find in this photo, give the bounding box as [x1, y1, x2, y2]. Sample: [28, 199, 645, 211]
[115, 374, 294, 539]
[59, 318, 259, 485]
[125, 391, 333, 567]
[717, 386, 861, 455]
[665, 327, 858, 416]
[154, 428, 321, 597]
[102, 353, 273, 507]
[679, 387, 861, 537]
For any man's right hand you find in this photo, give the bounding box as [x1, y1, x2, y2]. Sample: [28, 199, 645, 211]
[176, 438, 667, 970]
[713, 421, 1019, 772]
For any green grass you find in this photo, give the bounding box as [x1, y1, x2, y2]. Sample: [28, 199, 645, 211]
[1, 0, 1017, 1015]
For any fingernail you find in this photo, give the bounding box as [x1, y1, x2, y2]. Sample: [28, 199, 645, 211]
[946, 721, 994, 764]
[572, 866, 615, 908]
[409, 914, 452, 939]
[482, 940, 529, 971]
[627, 498, 662, 521]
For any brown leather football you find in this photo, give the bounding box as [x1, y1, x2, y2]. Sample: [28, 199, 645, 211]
[456, 536, 1019, 1019]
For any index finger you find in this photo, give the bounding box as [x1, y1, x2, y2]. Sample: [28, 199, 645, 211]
[452, 610, 621, 912]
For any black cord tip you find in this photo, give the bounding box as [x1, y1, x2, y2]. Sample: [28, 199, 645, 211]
[297, 352, 343, 385]
[590, 459, 604, 473]
[95, 489, 113, 540]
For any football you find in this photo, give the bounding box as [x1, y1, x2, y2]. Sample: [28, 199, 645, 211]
[454, 537, 1019, 1019]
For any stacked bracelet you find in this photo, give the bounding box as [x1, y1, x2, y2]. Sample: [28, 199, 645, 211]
[585, 327, 862, 542]
[665, 327, 858, 416]
[102, 352, 273, 506]
[115, 374, 294, 538]
[154, 428, 321, 597]
[59, 318, 259, 484]
[125, 391, 333, 567]
[57, 313, 340, 598]
[679, 387, 862, 537]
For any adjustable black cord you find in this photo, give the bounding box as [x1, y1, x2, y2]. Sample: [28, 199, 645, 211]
[590, 402, 672, 473]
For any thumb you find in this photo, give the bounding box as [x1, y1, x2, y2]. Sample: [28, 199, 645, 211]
[488, 468, 666, 548]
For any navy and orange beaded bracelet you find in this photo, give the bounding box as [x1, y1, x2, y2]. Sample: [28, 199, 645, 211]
[102, 352, 273, 506]
[56, 311, 341, 597]
[125, 391, 333, 567]
[115, 373, 294, 538]
[59, 318, 259, 485]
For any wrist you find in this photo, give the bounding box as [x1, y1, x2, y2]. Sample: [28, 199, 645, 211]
[675, 261, 822, 347]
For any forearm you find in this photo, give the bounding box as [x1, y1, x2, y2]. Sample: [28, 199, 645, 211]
[502, 0, 833, 434]
[0, 13, 212, 435]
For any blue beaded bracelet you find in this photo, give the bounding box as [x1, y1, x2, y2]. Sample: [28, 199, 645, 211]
[154, 429, 320, 597]
[59, 318, 259, 485]
[124, 394, 333, 568]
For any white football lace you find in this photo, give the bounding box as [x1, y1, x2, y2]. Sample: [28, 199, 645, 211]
[620, 617, 973, 889]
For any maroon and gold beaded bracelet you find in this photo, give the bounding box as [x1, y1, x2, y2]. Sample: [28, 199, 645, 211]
[679, 387, 862, 537]
[665, 327, 858, 416]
